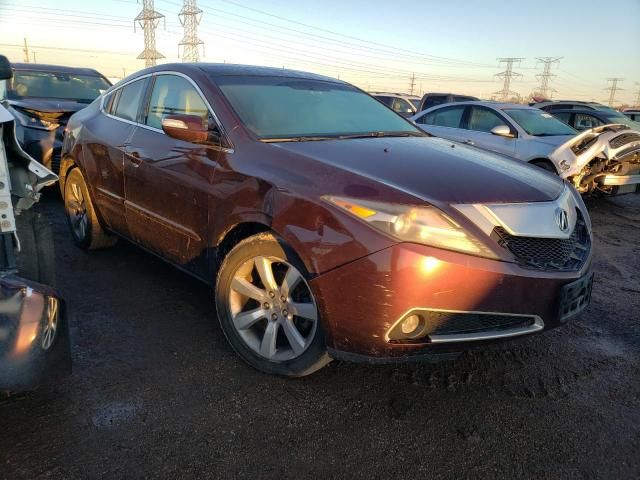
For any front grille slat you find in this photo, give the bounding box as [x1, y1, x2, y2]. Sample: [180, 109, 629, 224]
[493, 210, 590, 272]
[610, 132, 640, 149]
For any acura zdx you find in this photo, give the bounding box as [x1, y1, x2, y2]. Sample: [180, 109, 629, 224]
[61, 64, 594, 376]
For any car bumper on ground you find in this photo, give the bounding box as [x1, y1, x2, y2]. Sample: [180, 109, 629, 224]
[311, 242, 592, 362]
[0, 276, 70, 391]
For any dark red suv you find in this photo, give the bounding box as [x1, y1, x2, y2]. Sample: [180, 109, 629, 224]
[61, 64, 593, 376]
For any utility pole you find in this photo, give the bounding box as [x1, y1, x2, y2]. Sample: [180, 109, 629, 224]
[634, 82, 640, 107]
[604, 78, 624, 107]
[134, 0, 165, 68]
[32, 51, 36, 63]
[22, 38, 29, 63]
[178, 0, 204, 62]
[409, 73, 416, 95]
[535, 57, 562, 99]
[494, 57, 525, 101]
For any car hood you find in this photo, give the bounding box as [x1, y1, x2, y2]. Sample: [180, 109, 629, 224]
[272, 136, 564, 204]
[8, 98, 89, 114]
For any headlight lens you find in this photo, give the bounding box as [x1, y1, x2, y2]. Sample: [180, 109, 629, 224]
[323, 196, 496, 258]
[11, 107, 59, 131]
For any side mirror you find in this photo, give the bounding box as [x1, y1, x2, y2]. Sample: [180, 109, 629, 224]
[161, 114, 209, 143]
[491, 125, 513, 138]
[0, 55, 13, 81]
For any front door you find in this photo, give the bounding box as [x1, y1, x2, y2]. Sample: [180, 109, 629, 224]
[463, 106, 517, 158]
[123, 74, 220, 277]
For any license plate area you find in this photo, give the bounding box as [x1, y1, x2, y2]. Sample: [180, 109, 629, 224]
[558, 272, 594, 322]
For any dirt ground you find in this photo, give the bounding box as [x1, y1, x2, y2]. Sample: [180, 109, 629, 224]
[1, 193, 639, 480]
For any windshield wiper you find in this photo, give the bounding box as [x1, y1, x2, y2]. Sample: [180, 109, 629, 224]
[337, 131, 424, 140]
[262, 136, 338, 143]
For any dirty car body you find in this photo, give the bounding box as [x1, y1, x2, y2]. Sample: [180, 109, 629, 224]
[1, 63, 111, 173]
[61, 64, 593, 375]
[0, 56, 70, 391]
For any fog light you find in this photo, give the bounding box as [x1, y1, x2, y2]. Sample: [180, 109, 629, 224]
[401, 314, 422, 335]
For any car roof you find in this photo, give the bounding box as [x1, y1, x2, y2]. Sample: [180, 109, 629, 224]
[422, 100, 535, 111]
[422, 92, 477, 97]
[195, 63, 343, 83]
[370, 92, 420, 99]
[10, 62, 105, 77]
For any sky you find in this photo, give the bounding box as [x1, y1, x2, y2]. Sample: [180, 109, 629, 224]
[1, 0, 639, 105]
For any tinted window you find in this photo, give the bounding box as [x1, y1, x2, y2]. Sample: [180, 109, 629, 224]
[422, 105, 465, 128]
[374, 95, 393, 106]
[553, 112, 572, 124]
[103, 90, 119, 114]
[468, 107, 505, 133]
[453, 96, 475, 102]
[216, 76, 419, 139]
[146, 75, 209, 130]
[113, 79, 147, 122]
[574, 113, 603, 130]
[422, 95, 447, 110]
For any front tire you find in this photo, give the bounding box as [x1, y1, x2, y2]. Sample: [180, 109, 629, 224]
[215, 233, 331, 377]
[63, 168, 116, 250]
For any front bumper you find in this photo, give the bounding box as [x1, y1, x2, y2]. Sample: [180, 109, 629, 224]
[311, 243, 592, 361]
[16, 123, 64, 173]
[0, 276, 70, 391]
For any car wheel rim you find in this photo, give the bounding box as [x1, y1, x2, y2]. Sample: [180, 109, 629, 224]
[228, 256, 318, 362]
[41, 296, 59, 350]
[67, 180, 88, 240]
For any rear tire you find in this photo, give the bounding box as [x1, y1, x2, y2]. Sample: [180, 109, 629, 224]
[215, 232, 331, 377]
[63, 168, 116, 250]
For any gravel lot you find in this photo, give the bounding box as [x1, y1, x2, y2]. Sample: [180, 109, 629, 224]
[1, 193, 639, 480]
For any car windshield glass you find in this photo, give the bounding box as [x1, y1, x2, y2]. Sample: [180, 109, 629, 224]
[503, 108, 576, 136]
[215, 76, 421, 140]
[8, 70, 111, 102]
[410, 99, 420, 109]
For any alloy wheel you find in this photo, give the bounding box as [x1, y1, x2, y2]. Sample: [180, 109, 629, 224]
[41, 296, 59, 350]
[228, 255, 318, 362]
[66, 181, 89, 241]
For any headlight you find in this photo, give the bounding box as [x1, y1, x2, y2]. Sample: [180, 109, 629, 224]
[11, 107, 59, 131]
[323, 196, 496, 258]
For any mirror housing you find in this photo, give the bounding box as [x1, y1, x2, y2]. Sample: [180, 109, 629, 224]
[491, 125, 514, 138]
[0, 55, 13, 81]
[161, 114, 210, 143]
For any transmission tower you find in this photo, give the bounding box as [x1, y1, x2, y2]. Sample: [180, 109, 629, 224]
[22, 38, 29, 63]
[535, 57, 562, 99]
[494, 57, 525, 101]
[178, 0, 204, 62]
[409, 73, 416, 95]
[135, 0, 165, 68]
[634, 82, 640, 107]
[604, 78, 624, 107]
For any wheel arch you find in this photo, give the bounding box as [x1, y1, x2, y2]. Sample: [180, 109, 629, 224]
[528, 157, 558, 175]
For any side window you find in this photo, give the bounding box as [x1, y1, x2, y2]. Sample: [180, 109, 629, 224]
[103, 90, 119, 114]
[146, 75, 209, 130]
[415, 111, 436, 125]
[574, 113, 602, 130]
[390, 98, 414, 114]
[113, 79, 147, 122]
[422, 96, 446, 110]
[468, 107, 505, 133]
[375, 96, 393, 106]
[430, 106, 465, 128]
[553, 112, 572, 124]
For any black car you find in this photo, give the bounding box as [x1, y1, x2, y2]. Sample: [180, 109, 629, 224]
[0, 62, 111, 173]
[534, 101, 640, 131]
[417, 92, 478, 113]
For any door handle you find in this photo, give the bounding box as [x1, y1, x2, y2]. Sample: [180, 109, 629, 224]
[463, 139, 475, 146]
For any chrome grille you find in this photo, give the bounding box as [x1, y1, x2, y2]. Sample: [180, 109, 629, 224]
[610, 132, 640, 149]
[493, 210, 590, 272]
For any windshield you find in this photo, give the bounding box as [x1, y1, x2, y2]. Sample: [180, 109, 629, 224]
[216, 76, 421, 140]
[503, 108, 577, 136]
[410, 99, 421, 109]
[8, 70, 111, 102]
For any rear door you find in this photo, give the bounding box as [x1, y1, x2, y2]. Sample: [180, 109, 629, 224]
[123, 73, 220, 277]
[88, 77, 149, 236]
[413, 104, 467, 141]
[463, 105, 517, 157]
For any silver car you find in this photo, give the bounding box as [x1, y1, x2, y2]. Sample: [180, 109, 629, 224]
[410, 101, 577, 174]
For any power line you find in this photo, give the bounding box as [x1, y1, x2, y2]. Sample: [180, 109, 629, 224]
[535, 57, 562, 99]
[494, 57, 525, 101]
[178, 0, 204, 62]
[135, 0, 165, 67]
[604, 78, 624, 107]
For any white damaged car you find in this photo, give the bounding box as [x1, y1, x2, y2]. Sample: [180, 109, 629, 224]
[410, 101, 640, 194]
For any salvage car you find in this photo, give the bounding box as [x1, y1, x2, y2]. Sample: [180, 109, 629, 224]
[61, 64, 593, 376]
[0, 62, 111, 173]
[0, 56, 71, 392]
[411, 101, 640, 194]
[371, 92, 421, 117]
[417, 92, 478, 113]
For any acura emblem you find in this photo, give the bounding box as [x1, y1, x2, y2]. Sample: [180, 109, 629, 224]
[555, 208, 569, 233]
